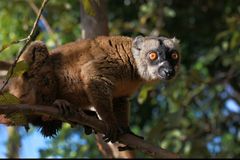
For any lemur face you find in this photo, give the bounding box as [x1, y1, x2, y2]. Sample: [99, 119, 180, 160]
[132, 36, 180, 81]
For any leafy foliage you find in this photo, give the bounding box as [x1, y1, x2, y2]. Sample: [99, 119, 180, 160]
[0, 92, 20, 105]
[0, 92, 27, 126]
[81, 0, 96, 16]
[6, 60, 29, 78]
[0, 0, 240, 158]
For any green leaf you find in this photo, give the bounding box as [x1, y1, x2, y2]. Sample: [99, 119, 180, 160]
[137, 85, 154, 104]
[230, 32, 240, 49]
[81, 0, 96, 16]
[0, 92, 27, 125]
[0, 92, 20, 105]
[0, 43, 8, 52]
[7, 113, 28, 125]
[7, 60, 29, 77]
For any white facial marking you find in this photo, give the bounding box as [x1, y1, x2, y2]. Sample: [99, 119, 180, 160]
[158, 61, 166, 68]
[163, 37, 180, 49]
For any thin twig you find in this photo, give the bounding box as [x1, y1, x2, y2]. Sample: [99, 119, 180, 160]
[0, 0, 49, 93]
[27, 0, 60, 45]
[27, 0, 53, 35]
[0, 38, 29, 53]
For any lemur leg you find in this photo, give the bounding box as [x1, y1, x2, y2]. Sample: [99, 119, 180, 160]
[113, 97, 143, 138]
[112, 97, 130, 131]
[113, 97, 143, 151]
[84, 78, 120, 143]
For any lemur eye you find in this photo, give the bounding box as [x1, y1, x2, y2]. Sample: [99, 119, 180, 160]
[171, 52, 178, 60]
[149, 52, 158, 61]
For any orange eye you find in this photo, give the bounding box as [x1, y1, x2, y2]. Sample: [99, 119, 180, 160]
[149, 52, 158, 61]
[171, 52, 178, 60]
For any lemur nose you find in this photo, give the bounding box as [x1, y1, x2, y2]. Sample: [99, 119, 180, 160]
[162, 68, 175, 79]
[164, 70, 171, 77]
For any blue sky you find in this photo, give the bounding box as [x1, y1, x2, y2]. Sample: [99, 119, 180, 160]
[0, 125, 48, 158]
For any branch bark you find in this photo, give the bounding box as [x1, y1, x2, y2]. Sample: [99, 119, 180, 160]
[0, 61, 11, 70]
[0, 104, 180, 158]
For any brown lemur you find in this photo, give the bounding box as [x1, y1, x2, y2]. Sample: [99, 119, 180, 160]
[6, 35, 180, 142]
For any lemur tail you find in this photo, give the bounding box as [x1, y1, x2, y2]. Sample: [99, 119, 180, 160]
[0, 61, 11, 71]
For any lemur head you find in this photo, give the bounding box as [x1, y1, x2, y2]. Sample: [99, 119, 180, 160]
[132, 36, 180, 81]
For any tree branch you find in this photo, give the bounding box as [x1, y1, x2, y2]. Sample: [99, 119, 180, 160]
[0, 0, 49, 93]
[0, 61, 12, 71]
[0, 104, 180, 158]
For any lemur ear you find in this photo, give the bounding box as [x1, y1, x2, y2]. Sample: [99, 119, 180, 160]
[132, 36, 144, 50]
[171, 37, 180, 48]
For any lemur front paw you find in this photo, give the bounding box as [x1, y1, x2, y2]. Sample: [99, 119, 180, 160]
[102, 119, 121, 143]
[118, 145, 134, 152]
[53, 99, 74, 117]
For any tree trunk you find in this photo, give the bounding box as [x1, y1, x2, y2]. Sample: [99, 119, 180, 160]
[79, 0, 134, 158]
[79, 0, 109, 39]
[7, 127, 21, 158]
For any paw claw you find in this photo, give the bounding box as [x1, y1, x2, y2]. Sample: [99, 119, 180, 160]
[118, 145, 134, 151]
[53, 99, 72, 117]
[102, 124, 120, 143]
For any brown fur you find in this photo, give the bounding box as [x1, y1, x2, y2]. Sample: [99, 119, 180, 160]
[50, 36, 142, 106]
[49, 36, 143, 140]
[8, 41, 62, 137]
[8, 35, 180, 141]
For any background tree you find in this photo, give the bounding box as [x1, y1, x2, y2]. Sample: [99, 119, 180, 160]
[6, 127, 21, 158]
[0, 0, 240, 158]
